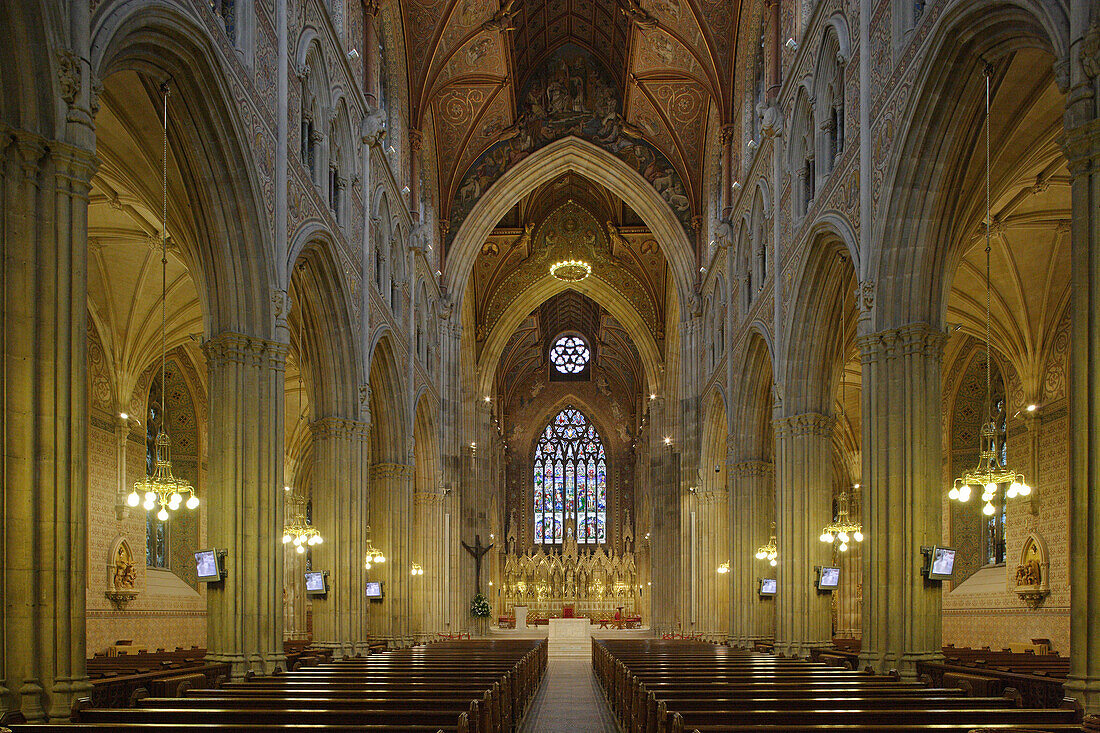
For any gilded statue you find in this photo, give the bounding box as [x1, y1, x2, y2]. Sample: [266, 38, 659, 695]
[113, 545, 136, 589]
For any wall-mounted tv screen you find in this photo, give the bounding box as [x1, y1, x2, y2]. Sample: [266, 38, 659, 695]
[195, 549, 222, 582]
[927, 546, 957, 581]
[759, 578, 777, 596]
[365, 581, 383, 599]
[305, 571, 327, 595]
[818, 566, 841, 589]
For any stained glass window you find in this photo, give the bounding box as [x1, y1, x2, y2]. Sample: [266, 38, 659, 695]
[549, 335, 590, 374]
[533, 406, 606, 544]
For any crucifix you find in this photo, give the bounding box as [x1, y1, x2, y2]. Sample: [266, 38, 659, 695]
[461, 533, 494, 594]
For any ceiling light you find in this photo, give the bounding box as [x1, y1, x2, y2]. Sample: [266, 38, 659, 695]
[949, 66, 1031, 508]
[125, 82, 198, 522]
[550, 259, 591, 282]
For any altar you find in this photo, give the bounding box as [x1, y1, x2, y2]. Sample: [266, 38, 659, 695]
[547, 617, 592, 658]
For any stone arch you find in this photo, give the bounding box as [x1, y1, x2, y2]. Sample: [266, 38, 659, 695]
[412, 390, 438, 495]
[475, 276, 663, 398]
[732, 328, 776, 461]
[750, 185, 769, 292]
[443, 137, 696, 307]
[701, 386, 730, 486]
[91, 3, 275, 338]
[782, 225, 858, 415]
[328, 97, 355, 228]
[288, 230, 362, 420]
[813, 22, 847, 181]
[867, 0, 1069, 330]
[788, 87, 816, 222]
[367, 331, 408, 464]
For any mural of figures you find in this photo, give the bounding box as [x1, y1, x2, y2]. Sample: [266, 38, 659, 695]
[447, 44, 694, 243]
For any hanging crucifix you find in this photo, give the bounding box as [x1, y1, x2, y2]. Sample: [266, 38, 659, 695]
[461, 533, 494, 594]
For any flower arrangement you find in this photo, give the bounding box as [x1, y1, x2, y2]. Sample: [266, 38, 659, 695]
[470, 592, 491, 618]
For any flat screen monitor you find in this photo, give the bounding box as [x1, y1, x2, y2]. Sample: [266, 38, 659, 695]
[365, 581, 383, 599]
[759, 578, 777, 596]
[195, 549, 222, 582]
[818, 566, 841, 589]
[305, 571, 327, 595]
[928, 546, 957, 580]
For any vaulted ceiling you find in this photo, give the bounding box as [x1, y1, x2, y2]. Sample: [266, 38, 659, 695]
[495, 289, 643, 413]
[400, 0, 744, 241]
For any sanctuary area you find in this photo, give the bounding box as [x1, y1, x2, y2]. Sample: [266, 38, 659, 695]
[2, 0, 1100, 730]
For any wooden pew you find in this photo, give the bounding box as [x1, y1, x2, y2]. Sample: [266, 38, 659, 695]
[594, 639, 1082, 733]
[7, 639, 547, 733]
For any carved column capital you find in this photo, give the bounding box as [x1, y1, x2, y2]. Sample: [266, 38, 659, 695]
[773, 412, 833, 438]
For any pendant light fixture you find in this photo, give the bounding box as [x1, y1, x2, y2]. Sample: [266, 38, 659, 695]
[754, 521, 778, 567]
[282, 491, 323, 554]
[363, 525, 386, 569]
[948, 65, 1030, 511]
[126, 81, 199, 520]
[819, 489, 863, 551]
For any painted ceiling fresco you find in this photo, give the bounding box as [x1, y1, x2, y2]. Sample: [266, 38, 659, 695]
[399, 0, 743, 251]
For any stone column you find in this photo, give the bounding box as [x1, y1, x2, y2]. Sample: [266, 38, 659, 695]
[362, 0, 380, 110]
[699, 487, 728, 639]
[729, 459, 775, 645]
[1062, 30, 1100, 710]
[414, 491, 445, 636]
[648, 400, 680, 635]
[370, 462, 414, 645]
[203, 332, 288, 678]
[857, 323, 944, 678]
[310, 417, 370, 657]
[837, 541, 862, 639]
[774, 412, 833, 657]
[1, 132, 96, 722]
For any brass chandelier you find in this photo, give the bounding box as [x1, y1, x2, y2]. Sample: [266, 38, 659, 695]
[282, 491, 323, 554]
[819, 489, 863, 552]
[363, 525, 386, 569]
[948, 65, 1031, 514]
[754, 521, 778, 567]
[125, 82, 198, 522]
[550, 259, 591, 282]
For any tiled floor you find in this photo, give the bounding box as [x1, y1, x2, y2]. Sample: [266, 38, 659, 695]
[519, 658, 619, 732]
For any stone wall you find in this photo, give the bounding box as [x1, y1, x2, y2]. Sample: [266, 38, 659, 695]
[941, 324, 1071, 654]
[86, 413, 207, 655]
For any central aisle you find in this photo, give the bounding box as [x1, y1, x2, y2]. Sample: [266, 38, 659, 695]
[519, 658, 618, 733]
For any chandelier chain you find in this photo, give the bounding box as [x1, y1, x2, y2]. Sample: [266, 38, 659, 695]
[984, 65, 992, 432]
[161, 81, 169, 434]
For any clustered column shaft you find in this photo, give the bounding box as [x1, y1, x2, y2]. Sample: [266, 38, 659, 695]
[203, 332, 288, 678]
[310, 417, 370, 656]
[774, 412, 833, 657]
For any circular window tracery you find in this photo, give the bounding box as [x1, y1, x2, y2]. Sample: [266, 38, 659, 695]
[549, 335, 590, 374]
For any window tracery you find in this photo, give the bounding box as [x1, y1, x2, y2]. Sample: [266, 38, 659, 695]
[549, 335, 590, 374]
[533, 406, 607, 545]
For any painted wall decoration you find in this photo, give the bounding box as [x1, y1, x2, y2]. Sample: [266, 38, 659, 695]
[446, 44, 694, 245]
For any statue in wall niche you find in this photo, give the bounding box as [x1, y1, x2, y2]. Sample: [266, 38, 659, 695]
[506, 510, 518, 554]
[113, 543, 136, 590]
[1015, 559, 1042, 587]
